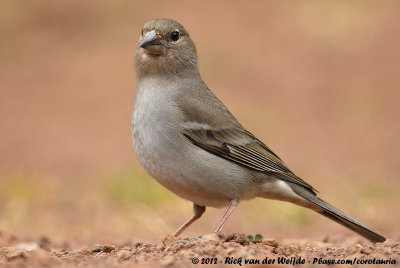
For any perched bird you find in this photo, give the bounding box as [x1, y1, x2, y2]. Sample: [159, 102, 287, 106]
[132, 18, 386, 243]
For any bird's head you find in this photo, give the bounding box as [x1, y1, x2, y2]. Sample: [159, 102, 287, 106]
[134, 18, 199, 77]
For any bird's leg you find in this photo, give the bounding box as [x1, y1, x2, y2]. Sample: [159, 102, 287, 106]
[214, 200, 239, 234]
[173, 203, 206, 237]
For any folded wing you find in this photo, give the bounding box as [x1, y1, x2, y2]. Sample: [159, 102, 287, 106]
[183, 127, 317, 193]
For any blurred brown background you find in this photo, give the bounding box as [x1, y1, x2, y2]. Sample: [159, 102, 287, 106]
[0, 0, 399, 246]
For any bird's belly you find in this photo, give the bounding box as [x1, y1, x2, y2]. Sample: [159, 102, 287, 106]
[132, 98, 244, 207]
[133, 123, 232, 207]
[133, 122, 261, 207]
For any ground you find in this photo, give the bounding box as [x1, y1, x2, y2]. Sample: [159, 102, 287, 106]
[1, 232, 399, 267]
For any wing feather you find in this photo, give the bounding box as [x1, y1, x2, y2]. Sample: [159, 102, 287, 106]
[183, 127, 316, 192]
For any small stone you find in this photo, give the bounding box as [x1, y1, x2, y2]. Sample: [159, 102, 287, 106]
[102, 244, 115, 253]
[360, 246, 372, 255]
[224, 233, 248, 245]
[134, 242, 143, 248]
[117, 249, 132, 261]
[38, 236, 51, 250]
[15, 242, 40, 251]
[162, 235, 178, 246]
[91, 247, 102, 253]
[3, 247, 28, 261]
[201, 233, 220, 243]
[262, 238, 278, 248]
[156, 245, 165, 251]
[382, 239, 397, 247]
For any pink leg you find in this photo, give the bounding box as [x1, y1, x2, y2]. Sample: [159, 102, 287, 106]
[173, 204, 205, 237]
[214, 200, 239, 234]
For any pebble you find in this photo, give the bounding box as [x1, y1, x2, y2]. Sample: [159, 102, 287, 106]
[91, 247, 102, 253]
[102, 244, 115, 253]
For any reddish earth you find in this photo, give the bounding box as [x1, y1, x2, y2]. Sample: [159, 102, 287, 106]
[1, 232, 399, 267]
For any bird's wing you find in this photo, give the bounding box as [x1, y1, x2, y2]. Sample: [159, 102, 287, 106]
[182, 127, 317, 192]
[176, 83, 316, 192]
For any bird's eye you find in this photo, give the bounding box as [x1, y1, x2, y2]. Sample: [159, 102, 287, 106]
[171, 31, 180, 41]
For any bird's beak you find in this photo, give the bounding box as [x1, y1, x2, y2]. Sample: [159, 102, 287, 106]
[139, 29, 166, 56]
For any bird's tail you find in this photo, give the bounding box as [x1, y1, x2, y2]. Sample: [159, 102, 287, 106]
[290, 184, 386, 243]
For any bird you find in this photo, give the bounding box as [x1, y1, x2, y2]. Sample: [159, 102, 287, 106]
[132, 18, 386, 243]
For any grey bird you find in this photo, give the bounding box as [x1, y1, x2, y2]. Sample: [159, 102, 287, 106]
[132, 18, 386, 243]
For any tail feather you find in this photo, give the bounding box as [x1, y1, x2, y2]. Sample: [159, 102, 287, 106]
[290, 184, 386, 243]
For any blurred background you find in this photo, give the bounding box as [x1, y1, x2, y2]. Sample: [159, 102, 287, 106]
[0, 0, 399, 246]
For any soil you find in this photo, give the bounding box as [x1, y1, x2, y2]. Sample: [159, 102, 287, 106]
[1, 232, 398, 267]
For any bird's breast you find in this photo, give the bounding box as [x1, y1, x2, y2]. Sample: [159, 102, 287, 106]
[131, 79, 257, 208]
[132, 83, 182, 178]
[132, 82, 214, 204]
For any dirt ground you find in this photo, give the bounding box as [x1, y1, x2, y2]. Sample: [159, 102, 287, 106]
[0, 232, 399, 267]
[1, 1, 400, 267]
